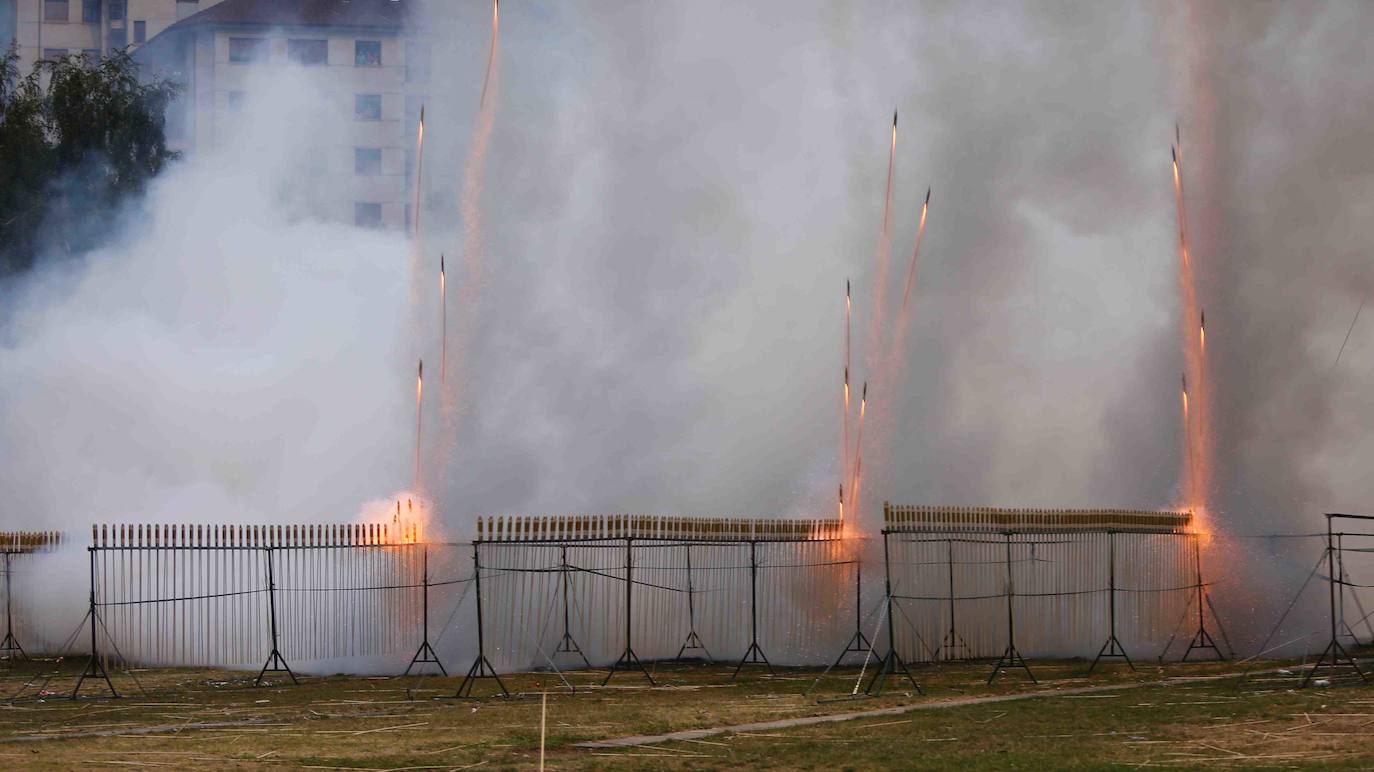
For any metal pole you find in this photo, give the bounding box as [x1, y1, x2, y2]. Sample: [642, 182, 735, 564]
[1109, 532, 1117, 640]
[1005, 533, 1014, 650]
[624, 537, 632, 654]
[686, 545, 696, 632]
[3, 553, 12, 648]
[1195, 534, 1204, 633]
[89, 548, 99, 669]
[422, 544, 430, 645]
[750, 540, 759, 649]
[474, 542, 486, 663]
[946, 538, 956, 656]
[855, 558, 862, 634]
[1336, 532, 1347, 638]
[1328, 516, 1337, 653]
[883, 531, 896, 656]
[560, 545, 571, 642]
[267, 548, 280, 657]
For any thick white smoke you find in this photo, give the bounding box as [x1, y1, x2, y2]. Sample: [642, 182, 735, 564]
[3, 1, 1373, 660]
[0, 66, 413, 532]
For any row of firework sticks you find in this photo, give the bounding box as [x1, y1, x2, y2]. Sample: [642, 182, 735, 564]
[2, 531, 62, 553]
[883, 504, 1194, 534]
[88, 522, 423, 548]
[476, 514, 846, 542]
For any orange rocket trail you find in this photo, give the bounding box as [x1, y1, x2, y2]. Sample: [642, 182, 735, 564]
[1173, 130, 1210, 527]
[479, 0, 500, 110]
[440, 255, 447, 383]
[867, 112, 899, 369]
[885, 188, 932, 369]
[415, 359, 424, 490]
[414, 107, 425, 237]
[841, 280, 851, 523]
[849, 382, 868, 518]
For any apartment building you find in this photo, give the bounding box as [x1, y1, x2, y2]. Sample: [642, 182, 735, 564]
[1, 0, 222, 72]
[135, 0, 425, 229]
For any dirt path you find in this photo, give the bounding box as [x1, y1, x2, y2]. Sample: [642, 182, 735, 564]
[575, 670, 1269, 749]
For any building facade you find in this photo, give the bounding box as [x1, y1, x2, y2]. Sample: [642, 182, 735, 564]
[2, 0, 426, 231]
[1, 0, 220, 72]
[134, 0, 425, 230]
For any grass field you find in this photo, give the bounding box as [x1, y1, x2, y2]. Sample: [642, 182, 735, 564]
[0, 652, 1370, 769]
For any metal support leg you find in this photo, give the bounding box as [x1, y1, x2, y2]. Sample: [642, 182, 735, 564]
[604, 538, 654, 686]
[1089, 532, 1134, 673]
[405, 544, 447, 676]
[255, 548, 297, 686]
[732, 541, 774, 678]
[457, 542, 509, 697]
[989, 533, 1035, 684]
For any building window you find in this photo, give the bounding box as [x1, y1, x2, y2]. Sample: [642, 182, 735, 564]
[355, 203, 382, 228]
[354, 148, 381, 176]
[133, 20, 145, 43]
[107, 26, 125, 50]
[43, 48, 67, 60]
[109, 0, 124, 21]
[44, 1, 69, 23]
[228, 37, 267, 63]
[227, 91, 244, 113]
[81, 48, 98, 60]
[82, 0, 101, 23]
[355, 94, 381, 121]
[354, 39, 380, 67]
[405, 40, 429, 83]
[287, 38, 327, 65]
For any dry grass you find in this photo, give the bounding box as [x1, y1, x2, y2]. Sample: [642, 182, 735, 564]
[0, 653, 1368, 769]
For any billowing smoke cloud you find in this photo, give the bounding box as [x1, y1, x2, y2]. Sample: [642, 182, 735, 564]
[0, 66, 413, 529]
[3, 1, 1373, 654]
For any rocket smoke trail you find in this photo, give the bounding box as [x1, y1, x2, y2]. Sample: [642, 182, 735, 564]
[479, 0, 500, 110]
[882, 189, 933, 381]
[440, 254, 447, 383]
[841, 280, 851, 522]
[849, 381, 868, 517]
[431, 0, 503, 494]
[413, 107, 425, 237]
[867, 112, 899, 361]
[415, 359, 424, 489]
[900, 188, 930, 314]
[848, 113, 898, 527]
[1173, 132, 1211, 525]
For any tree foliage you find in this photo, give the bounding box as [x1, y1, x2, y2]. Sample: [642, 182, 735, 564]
[0, 44, 180, 276]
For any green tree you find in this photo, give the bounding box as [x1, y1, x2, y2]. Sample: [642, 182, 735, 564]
[0, 44, 180, 277]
